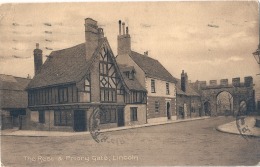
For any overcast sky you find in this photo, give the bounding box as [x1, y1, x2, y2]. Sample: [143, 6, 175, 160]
[0, 2, 259, 85]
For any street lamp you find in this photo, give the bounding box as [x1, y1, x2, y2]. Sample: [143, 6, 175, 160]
[252, 44, 260, 65]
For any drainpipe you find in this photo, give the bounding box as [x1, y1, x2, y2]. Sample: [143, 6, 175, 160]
[49, 111, 50, 131]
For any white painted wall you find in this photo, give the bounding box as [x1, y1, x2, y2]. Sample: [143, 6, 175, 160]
[146, 77, 176, 98]
[116, 53, 146, 87]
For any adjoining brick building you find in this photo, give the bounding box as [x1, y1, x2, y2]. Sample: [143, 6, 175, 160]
[176, 70, 202, 119]
[27, 18, 147, 132]
[0, 74, 31, 129]
[116, 20, 178, 123]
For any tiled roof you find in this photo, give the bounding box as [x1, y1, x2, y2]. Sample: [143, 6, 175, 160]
[118, 64, 146, 92]
[27, 43, 88, 89]
[176, 79, 200, 97]
[130, 51, 177, 83]
[0, 74, 31, 109]
[27, 38, 130, 94]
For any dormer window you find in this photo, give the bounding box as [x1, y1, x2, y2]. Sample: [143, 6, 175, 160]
[124, 70, 135, 80]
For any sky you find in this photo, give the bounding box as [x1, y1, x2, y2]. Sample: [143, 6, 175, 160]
[0, 2, 259, 87]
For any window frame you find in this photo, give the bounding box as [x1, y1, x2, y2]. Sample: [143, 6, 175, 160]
[58, 87, 68, 103]
[130, 107, 138, 121]
[155, 101, 160, 112]
[54, 110, 72, 126]
[151, 79, 156, 93]
[100, 108, 117, 124]
[166, 82, 170, 95]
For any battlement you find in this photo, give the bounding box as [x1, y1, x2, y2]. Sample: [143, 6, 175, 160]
[197, 76, 253, 89]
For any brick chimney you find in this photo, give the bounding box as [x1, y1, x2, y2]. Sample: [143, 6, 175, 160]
[33, 43, 43, 75]
[85, 18, 104, 60]
[117, 20, 131, 55]
[181, 70, 188, 92]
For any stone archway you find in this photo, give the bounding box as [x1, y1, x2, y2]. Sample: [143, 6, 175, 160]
[216, 91, 234, 116]
[204, 101, 211, 116]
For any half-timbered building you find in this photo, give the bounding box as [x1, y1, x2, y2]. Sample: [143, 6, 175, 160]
[27, 18, 147, 131]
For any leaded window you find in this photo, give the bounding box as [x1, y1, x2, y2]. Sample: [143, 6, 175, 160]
[54, 110, 73, 126]
[99, 46, 121, 102]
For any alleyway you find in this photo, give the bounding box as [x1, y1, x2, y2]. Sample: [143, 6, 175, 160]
[1, 116, 259, 166]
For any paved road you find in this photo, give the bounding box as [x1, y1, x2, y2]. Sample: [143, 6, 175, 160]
[1, 116, 259, 166]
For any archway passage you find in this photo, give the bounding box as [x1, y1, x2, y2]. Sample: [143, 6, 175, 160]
[239, 101, 247, 115]
[216, 91, 234, 116]
[204, 101, 211, 116]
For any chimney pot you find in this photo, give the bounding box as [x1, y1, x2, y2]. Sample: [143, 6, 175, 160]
[122, 22, 125, 35]
[36, 43, 39, 49]
[119, 20, 122, 35]
[126, 27, 129, 34]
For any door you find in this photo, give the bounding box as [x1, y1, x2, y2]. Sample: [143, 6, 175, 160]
[74, 110, 86, 132]
[204, 102, 211, 116]
[166, 102, 171, 120]
[117, 108, 125, 127]
[183, 103, 187, 118]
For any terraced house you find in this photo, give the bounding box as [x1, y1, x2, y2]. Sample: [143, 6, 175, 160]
[116, 20, 178, 123]
[27, 18, 147, 132]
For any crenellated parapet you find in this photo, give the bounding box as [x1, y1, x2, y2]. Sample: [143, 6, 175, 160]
[196, 76, 254, 90]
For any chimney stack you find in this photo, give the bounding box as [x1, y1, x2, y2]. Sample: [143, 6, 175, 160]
[122, 22, 125, 35]
[181, 70, 188, 92]
[33, 43, 43, 75]
[85, 18, 104, 60]
[117, 20, 131, 55]
[119, 20, 122, 35]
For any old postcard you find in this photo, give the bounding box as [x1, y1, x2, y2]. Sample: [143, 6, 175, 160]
[0, 1, 260, 166]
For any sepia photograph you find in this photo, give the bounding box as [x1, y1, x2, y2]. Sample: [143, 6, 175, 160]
[0, 1, 260, 166]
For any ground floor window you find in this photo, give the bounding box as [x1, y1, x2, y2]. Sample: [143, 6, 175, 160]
[39, 110, 45, 123]
[155, 101, 160, 112]
[100, 108, 117, 124]
[130, 107, 138, 121]
[54, 110, 73, 126]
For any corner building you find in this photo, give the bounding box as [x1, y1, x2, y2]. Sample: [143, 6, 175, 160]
[27, 18, 147, 131]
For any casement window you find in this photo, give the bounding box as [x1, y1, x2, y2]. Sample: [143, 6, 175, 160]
[100, 108, 117, 124]
[130, 107, 138, 121]
[117, 85, 124, 95]
[39, 110, 45, 123]
[58, 87, 68, 103]
[151, 79, 156, 93]
[54, 110, 73, 126]
[155, 101, 160, 112]
[84, 78, 91, 102]
[99, 46, 120, 103]
[166, 82, 170, 95]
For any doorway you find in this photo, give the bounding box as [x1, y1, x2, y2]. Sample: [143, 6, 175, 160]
[204, 101, 211, 116]
[166, 102, 171, 120]
[117, 108, 125, 127]
[74, 110, 86, 132]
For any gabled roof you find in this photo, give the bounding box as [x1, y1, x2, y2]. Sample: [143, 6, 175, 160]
[118, 64, 146, 92]
[130, 51, 177, 83]
[176, 79, 200, 97]
[0, 74, 31, 109]
[27, 38, 130, 93]
[27, 43, 88, 89]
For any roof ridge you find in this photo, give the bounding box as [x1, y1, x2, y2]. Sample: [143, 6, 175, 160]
[131, 50, 159, 62]
[51, 43, 85, 54]
[0, 74, 30, 80]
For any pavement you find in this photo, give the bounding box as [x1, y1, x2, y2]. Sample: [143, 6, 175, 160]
[0, 116, 210, 137]
[216, 116, 260, 137]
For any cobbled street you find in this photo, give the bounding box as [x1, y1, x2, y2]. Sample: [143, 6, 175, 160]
[1, 116, 259, 166]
